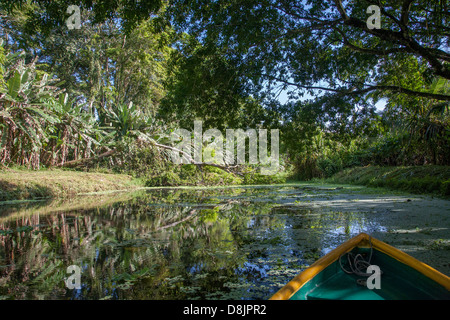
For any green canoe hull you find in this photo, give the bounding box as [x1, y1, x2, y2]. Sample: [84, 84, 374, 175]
[290, 247, 449, 300]
[271, 233, 450, 300]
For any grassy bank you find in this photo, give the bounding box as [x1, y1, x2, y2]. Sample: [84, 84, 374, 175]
[0, 168, 143, 202]
[323, 165, 450, 197]
[0, 165, 287, 202]
[6, 165, 447, 202]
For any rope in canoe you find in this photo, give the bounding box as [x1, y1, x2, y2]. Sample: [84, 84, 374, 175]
[338, 235, 381, 286]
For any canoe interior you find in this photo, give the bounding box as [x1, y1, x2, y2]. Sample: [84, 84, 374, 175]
[289, 247, 450, 300]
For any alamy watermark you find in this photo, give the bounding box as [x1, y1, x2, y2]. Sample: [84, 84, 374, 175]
[170, 121, 279, 175]
[366, 5, 381, 30]
[65, 265, 81, 289]
[66, 5, 81, 30]
[366, 265, 381, 289]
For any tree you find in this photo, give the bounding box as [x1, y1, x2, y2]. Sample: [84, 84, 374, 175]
[167, 0, 450, 105]
[160, 34, 270, 131]
[1, 3, 173, 123]
[1, 0, 163, 34]
[0, 45, 101, 169]
[165, 0, 449, 174]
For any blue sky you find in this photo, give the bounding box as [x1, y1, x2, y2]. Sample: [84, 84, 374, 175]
[276, 86, 387, 112]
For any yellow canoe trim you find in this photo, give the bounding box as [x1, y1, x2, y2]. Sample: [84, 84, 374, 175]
[270, 233, 450, 300]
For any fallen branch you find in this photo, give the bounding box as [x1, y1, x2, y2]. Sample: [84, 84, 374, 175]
[55, 148, 117, 168]
[157, 209, 197, 231]
[156, 201, 243, 231]
[0, 163, 15, 171]
[151, 141, 243, 176]
[55, 136, 244, 176]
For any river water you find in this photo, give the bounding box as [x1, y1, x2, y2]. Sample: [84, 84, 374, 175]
[0, 184, 448, 300]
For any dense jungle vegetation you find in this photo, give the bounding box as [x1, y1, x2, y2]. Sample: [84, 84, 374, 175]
[0, 0, 449, 195]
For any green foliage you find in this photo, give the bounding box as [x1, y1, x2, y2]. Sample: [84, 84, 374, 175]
[199, 207, 219, 223]
[287, 95, 449, 180]
[0, 42, 110, 169]
[167, 0, 449, 185]
[0, 14, 173, 173]
[1, 5, 172, 127]
[103, 101, 148, 140]
[161, 34, 268, 131]
[328, 166, 450, 197]
[1, 0, 448, 191]
[441, 180, 450, 196]
[2, 0, 163, 35]
[0, 50, 61, 168]
[242, 166, 286, 185]
[99, 137, 244, 187]
[169, 0, 449, 106]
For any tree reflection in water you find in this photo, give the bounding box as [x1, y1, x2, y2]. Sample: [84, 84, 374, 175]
[0, 186, 382, 299]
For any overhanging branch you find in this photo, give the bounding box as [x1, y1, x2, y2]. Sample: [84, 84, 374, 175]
[151, 140, 243, 176]
[265, 75, 450, 101]
[55, 137, 245, 176]
[332, 0, 450, 80]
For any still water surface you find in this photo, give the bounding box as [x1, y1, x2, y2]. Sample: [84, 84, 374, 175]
[0, 185, 388, 300]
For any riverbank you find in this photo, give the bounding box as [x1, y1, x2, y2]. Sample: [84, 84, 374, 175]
[323, 165, 450, 197]
[0, 165, 288, 202]
[0, 168, 143, 202]
[1, 165, 449, 202]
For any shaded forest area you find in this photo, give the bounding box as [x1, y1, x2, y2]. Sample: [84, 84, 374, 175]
[0, 1, 449, 193]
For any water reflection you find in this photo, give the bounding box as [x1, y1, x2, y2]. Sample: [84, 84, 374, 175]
[0, 186, 388, 300]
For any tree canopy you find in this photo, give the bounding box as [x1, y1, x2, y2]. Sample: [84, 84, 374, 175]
[0, 0, 163, 34]
[167, 0, 449, 103]
[0, 0, 449, 179]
